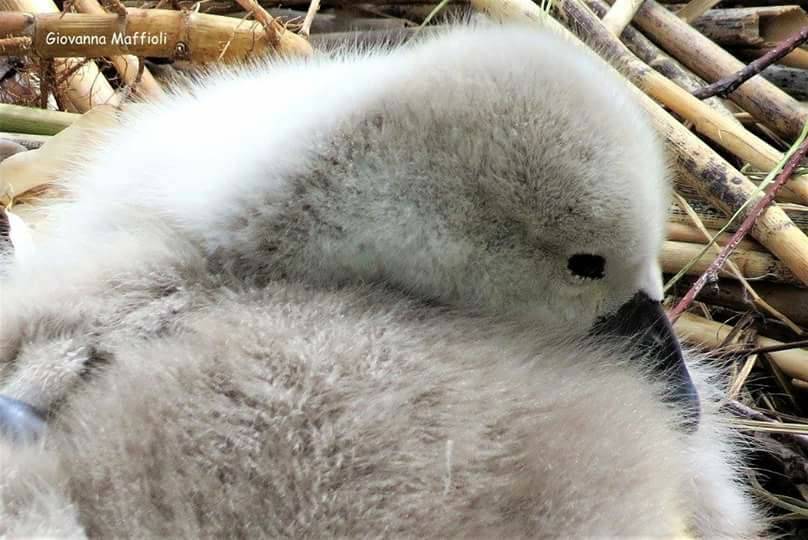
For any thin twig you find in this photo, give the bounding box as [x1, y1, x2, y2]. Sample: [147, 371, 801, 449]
[233, 0, 282, 45]
[299, 0, 320, 36]
[0, 36, 31, 55]
[668, 122, 808, 322]
[618, 0, 807, 141]
[52, 57, 91, 87]
[670, 192, 803, 334]
[725, 400, 808, 453]
[693, 26, 808, 99]
[727, 354, 758, 401]
[744, 339, 808, 357]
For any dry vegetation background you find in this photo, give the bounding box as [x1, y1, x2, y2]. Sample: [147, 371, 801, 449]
[0, 0, 808, 534]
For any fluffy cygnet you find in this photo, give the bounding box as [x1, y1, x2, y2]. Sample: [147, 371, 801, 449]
[0, 23, 761, 537]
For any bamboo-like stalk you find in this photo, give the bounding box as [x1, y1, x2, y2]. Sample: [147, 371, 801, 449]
[672, 151, 808, 280]
[668, 202, 808, 236]
[670, 192, 803, 333]
[669, 125, 808, 320]
[667, 222, 762, 251]
[727, 353, 758, 400]
[205, 0, 460, 5]
[71, 0, 163, 99]
[471, 0, 808, 287]
[662, 240, 799, 285]
[600, 0, 643, 34]
[0, 103, 79, 135]
[693, 7, 761, 46]
[737, 46, 808, 71]
[586, 0, 739, 123]
[670, 276, 808, 326]
[0, 8, 312, 61]
[762, 66, 808, 101]
[692, 26, 808, 100]
[490, 0, 808, 206]
[0, 0, 118, 111]
[0, 104, 118, 206]
[675, 0, 721, 23]
[613, 0, 808, 142]
[556, 0, 808, 205]
[689, 6, 808, 47]
[674, 311, 808, 382]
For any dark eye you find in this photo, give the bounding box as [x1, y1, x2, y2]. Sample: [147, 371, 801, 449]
[567, 254, 605, 280]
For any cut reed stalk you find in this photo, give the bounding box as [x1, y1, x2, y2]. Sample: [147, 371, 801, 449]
[0, 0, 117, 111]
[586, 0, 740, 123]
[668, 202, 808, 236]
[675, 0, 721, 22]
[0, 105, 118, 206]
[667, 222, 762, 250]
[611, 0, 808, 141]
[559, 0, 808, 205]
[0, 103, 79, 135]
[669, 123, 808, 320]
[762, 66, 808, 101]
[662, 240, 799, 285]
[670, 276, 808, 326]
[674, 311, 808, 382]
[670, 192, 802, 334]
[70, 0, 164, 98]
[689, 6, 808, 47]
[0, 8, 312, 61]
[692, 25, 808, 99]
[600, 0, 643, 34]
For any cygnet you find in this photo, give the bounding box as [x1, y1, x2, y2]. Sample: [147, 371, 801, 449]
[0, 23, 762, 537]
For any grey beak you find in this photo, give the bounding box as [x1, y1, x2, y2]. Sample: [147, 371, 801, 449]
[591, 292, 700, 432]
[0, 395, 46, 443]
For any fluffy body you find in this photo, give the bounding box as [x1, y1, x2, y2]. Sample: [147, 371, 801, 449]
[2, 278, 757, 537]
[0, 24, 761, 537]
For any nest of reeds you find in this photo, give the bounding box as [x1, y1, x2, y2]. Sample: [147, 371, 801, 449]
[1, 0, 807, 534]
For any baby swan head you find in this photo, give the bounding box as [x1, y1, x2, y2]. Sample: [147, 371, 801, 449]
[293, 26, 668, 327]
[260, 25, 695, 420]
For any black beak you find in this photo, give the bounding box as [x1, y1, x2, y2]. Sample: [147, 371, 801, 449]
[591, 292, 700, 432]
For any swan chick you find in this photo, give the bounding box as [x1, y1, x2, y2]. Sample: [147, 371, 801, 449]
[6, 23, 696, 418]
[0, 23, 760, 537]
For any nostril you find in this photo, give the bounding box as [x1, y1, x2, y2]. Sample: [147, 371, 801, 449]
[0, 395, 46, 444]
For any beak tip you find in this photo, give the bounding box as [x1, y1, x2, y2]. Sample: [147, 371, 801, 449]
[593, 291, 701, 432]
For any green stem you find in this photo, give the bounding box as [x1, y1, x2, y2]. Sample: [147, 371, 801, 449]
[0, 104, 79, 136]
